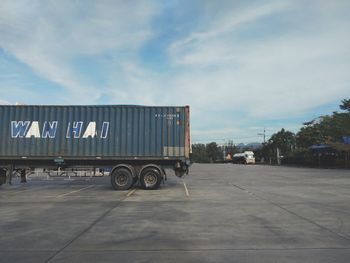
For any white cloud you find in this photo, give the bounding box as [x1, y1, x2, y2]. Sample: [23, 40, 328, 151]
[169, 1, 292, 65]
[164, 1, 350, 119]
[0, 0, 157, 103]
[0, 1, 349, 142]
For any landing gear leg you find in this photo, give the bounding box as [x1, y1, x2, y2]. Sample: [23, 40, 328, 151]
[7, 164, 13, 185]
[0, 168, 6, 185]
[20, 169, 27, 183]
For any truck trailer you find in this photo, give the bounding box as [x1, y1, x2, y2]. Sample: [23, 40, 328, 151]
[0, 105, 191, 190]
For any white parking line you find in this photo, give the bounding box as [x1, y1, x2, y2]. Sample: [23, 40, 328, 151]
[126, 188, 137, 197]
[57, 185, 95, 197]
[183, 180, 190, 197]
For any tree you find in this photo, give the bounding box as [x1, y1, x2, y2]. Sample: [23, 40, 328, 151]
[296, 124, 324, 148]
[224, 140, 236, 155]
[223, 140, 237, 160]
[296, 99, 350, 149]
[191, 144, 210, 163]
[206, 142, 222, 163]
[326, 99, 350, 156]
[340, 99, 350, 112]
[191, 142, 223, 163]
[268, 128, 296, 156]
[254, 142, 273, 163]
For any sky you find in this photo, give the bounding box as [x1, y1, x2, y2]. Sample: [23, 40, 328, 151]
[0, 0, 349, 144]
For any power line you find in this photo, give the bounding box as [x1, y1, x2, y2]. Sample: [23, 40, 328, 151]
[192, 136, 270, 144]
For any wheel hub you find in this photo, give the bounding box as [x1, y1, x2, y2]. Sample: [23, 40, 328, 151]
[144, 173, 157, 186]
[116, 174, 128, 186]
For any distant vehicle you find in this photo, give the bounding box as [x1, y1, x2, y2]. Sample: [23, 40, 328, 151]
[224, 153, 232, 162]
[244, 151, 256, 164]
[0, 105, 191, 190]
[232, 151, 255, 164]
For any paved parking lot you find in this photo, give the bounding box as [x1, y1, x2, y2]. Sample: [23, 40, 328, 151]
[1, 164, 350, 262]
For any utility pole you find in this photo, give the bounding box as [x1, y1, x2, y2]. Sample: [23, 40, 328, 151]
[222, 139, 227, 161]
[258, 128, 266, 144]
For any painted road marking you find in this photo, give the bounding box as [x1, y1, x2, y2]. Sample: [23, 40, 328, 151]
[183, 180, 190, 197]
[126, 188, 137, 197]
[57, 185, 95, 197]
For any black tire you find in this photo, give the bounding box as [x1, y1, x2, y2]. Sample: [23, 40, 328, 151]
[140, 167, 162, 190]
[110, 168, 134, 190]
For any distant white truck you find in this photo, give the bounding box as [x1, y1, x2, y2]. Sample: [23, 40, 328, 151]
[232, 151, 255, 164]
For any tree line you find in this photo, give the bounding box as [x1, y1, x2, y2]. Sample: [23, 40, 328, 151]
[191, 99, 350, 167]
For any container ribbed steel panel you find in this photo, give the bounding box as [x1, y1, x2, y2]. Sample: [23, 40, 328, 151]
[0, 105, 190, 160]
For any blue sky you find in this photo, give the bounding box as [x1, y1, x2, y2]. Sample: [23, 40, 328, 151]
[0, 1, 349, 144]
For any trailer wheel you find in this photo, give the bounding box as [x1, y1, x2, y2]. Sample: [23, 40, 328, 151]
[111, 168, 134, 190]
[0, 169, 6, 185]
[140, 167, 162, 190]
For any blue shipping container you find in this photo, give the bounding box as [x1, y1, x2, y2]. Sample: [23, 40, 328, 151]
[0, 105, 190, 160]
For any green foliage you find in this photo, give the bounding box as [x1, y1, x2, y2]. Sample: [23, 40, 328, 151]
[254, 142, 272, 162]
[254, 128, 296, 164]
[296, 125, 323, 148]
[206, 142, 222, 163]
[268, 128, 296, 156]
[191, 142, 222, 163]
[340, 99, 350, 112]
[191, 143, 210, 163]
[296, 98, 350, 149]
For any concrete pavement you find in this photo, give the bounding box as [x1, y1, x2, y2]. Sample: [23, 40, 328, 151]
[1, 164, 350, 262]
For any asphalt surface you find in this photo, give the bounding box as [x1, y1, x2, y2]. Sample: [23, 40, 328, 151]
[1, 164, 350, 262]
